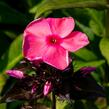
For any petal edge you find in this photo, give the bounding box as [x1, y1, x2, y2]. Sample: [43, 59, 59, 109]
[61, 31, 89, 52]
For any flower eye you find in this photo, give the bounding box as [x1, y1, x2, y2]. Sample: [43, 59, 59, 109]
[51, 38, 57, 44]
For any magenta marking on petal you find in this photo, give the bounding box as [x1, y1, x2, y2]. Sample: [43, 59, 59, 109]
[6, 70, 24, 79]
[46, 34, 63, 46]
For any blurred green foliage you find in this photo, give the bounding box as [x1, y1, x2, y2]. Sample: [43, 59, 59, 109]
[0, 0, 109, 109]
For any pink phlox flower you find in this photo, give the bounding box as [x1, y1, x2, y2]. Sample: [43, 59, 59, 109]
[23, 17, 89, 70]
[43, 81, 52, 96]
[6, 70, 25, 79]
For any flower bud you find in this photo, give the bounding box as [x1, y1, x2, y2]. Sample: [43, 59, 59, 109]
[43, 81, 52, 96]
[31, 83, 37, 94]
[80, 67, 96, 76]
[6, 70, 24, 79]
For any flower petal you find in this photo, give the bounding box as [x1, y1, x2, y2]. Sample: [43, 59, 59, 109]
[23, 34, 47, 60]
[46, 17, 75, 38]
[24, 18, 52, 37]
[43, 46, 69, 70]
[61, 31, 89, 52]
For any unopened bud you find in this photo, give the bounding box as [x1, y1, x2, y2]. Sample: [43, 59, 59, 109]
[43, 81, 52, 96]
[6, 70, 24, 79]
[31, 83, 37, 94]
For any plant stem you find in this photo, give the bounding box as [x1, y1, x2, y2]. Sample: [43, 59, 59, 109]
[29, 99, 36, 109]
[52, 90, 56, 109]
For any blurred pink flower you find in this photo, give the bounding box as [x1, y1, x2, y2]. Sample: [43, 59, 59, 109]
[43, 81, 52, 96]
[31, 83, 37, 94]
[6, 70, 24, 79]
[23, 17, 89, 70]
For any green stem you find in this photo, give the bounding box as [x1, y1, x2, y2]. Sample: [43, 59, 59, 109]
[52, 90, 56, 109]
[29, 99, 36, 109]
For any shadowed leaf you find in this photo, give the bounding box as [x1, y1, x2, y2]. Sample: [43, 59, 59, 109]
[0, 2, 29, 25]
[99, 38, 109, 65]
[0, 35, 23, 74]
[30, 0, 108, 18]
[0, 76, 35, 103]
[56, 67, 105, 100]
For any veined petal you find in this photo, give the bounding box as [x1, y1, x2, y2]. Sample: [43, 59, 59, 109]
[43, 46, 69, 70]
[46, 17, 75, 38]
[61, 31, 89, 52]
[24, 18, 52, 38]
[23, 34, 47, 60]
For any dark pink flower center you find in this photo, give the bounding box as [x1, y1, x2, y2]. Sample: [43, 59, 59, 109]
[51, 38, 57, 44]
[46, 35, 62, 45]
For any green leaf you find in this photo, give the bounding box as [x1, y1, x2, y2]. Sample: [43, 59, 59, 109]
[0, 2, 29, 25]
[74, 48, 97, 61]
[99, 38, 109, 64]
[87, 9, 105, 37]
[3, 30, 17, 39]
[76, 20, 95, 41]
[57, 100, 68, 109]
[0, 74, 6, 93]
[5, 101, 23, 109]
[30, 0, 108, 18]
[95, 98, 107, 109]
[89, 20, 104, 37]
[74, 101, 85, 109]
[0, 35, 23, 74]
[0, 103, 6, 109]
[74, 60, 105, 71]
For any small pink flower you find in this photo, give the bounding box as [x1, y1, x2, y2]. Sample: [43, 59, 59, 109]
[43, 81, 52, 96]
[6, 70, 24, 79]
[23, 17, 89, 70]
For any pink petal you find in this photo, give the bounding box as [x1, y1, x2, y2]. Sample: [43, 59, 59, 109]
[43, 46, 69, 70]
[6, 70, 24, 79]
[46, 17, 75, 38]
[23, 34, 47, 60]
[61, 31, 89, 52]
[24, 18, 52, 38]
